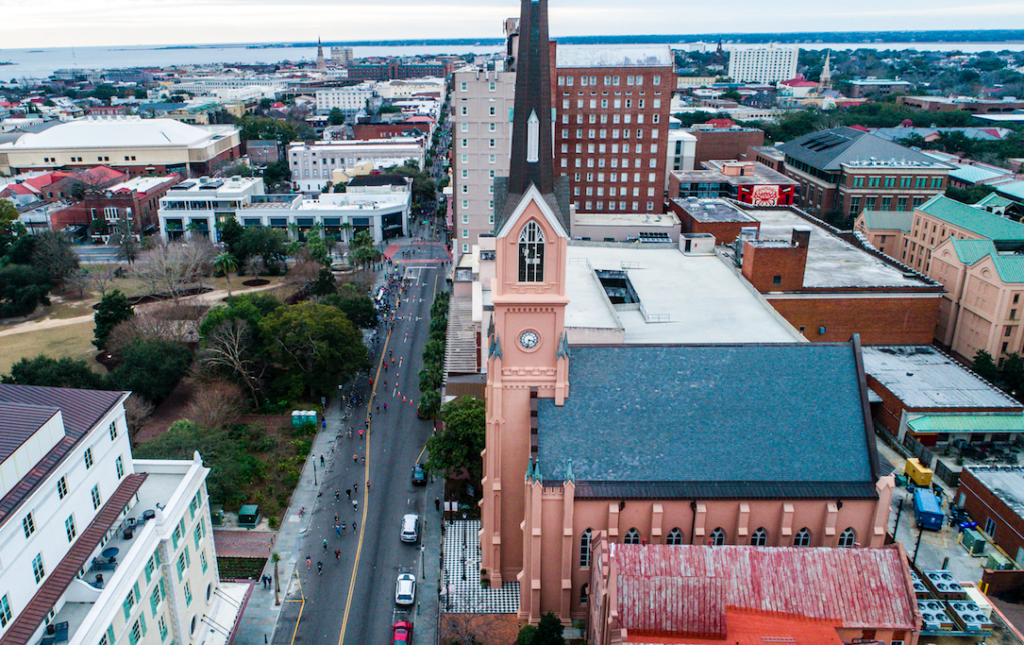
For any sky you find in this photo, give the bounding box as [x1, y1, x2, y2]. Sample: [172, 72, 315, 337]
[1, 0, 1023, 49]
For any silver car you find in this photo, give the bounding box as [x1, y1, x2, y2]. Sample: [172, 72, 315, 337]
[400, 514, 420, 543]
[395, 573, 416, 606]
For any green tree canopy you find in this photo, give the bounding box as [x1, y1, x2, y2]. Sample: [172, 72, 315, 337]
[424, 396, 485, 480]
[328, 108, 346, 126]
[320, 290, 378, 329]
[972, 350, 999, 384]
[199, 292, 282, 339]
[258, 302, 369, 399]
[237, 117, 299, 145]
[31, 231, 79, 285]
[2, 355, 107, 390]
[237, 226, 288, 272]
[0, 265, 51, 318]
[109, 338, 193, 403]
[0, 199, 21, 258]
[93, 289, 134, 350]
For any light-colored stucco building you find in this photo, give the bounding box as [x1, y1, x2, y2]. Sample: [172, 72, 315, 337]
[314, 82, 379, 117]
[451, 66, 515, 262]
[0, 384, 235, 645]
[286, 138, 426, 192]
[727, 44, 799, 84]
[0, 118, 241, 178]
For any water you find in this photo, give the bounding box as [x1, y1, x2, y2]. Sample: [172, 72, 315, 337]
[1, 41, 1022, 81]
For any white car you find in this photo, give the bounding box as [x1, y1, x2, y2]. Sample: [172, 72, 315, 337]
[400, 514, 420, 543]
[395, 573, 416, 606]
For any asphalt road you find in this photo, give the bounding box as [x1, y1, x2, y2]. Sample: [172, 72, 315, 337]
[277, 229, 449, 645]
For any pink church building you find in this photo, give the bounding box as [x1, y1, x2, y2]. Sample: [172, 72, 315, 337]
[477, 0, 897, 626]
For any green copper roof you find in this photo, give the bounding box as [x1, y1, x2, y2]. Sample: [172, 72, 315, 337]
[862, 210, 913, 232]
[908, 414, 1024, 434]
[950, 238, 997, 265]
[918, 195, 1024, 241]
[992, 254, 1024, 284]
[976, 193, 1015, 209]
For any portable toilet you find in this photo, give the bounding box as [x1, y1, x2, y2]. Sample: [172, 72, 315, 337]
[962, 528, 986, 556]
[291, 411, 302, 427]
[905, 458, 934, 488]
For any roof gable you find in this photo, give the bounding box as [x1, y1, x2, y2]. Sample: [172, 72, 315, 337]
[780, 127, 947, 171]
[496, 183, 568, 240]
[918, 195, 1024, 241]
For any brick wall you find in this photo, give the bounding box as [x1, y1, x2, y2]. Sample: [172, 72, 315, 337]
[668, 200, 759, 244]
[766, 294, 941, 345]
[691, 130, 764, 167]
[958, 469, 1024, 564]
[741, 235, 808, 292]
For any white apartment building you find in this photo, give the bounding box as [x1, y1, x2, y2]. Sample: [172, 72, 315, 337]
[666, 125, 697, 187]
[376, 79, 445, 100]
[0, 384, 234, 645]
[314, 83, 379, 116]
[170, 77, 285, 100]
[451, 66, 515, 261]
[158, 177, 410, 244]
[287, 138, 426, 192]
[727, 44, 800, 84]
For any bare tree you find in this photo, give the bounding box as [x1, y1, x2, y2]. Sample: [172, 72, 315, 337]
[438, 613, 518, 645]
[130, 241, 215, 303]
[124, 394, 155, 439]
[184, 380, 245, 429]
[111, 216, 140, 265]
[197, 319, 266, 406]
[65, 269, 90, 300]
[105, 302, 200, 355]
[88, 264, 119, 298]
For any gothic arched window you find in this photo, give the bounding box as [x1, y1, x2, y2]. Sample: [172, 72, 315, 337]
[518, 221, 545, 283]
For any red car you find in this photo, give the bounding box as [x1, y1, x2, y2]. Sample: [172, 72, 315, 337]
[392, 620, 413, 645]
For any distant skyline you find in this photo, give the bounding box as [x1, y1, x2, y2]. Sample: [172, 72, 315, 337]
[2, 0, 1024, 50]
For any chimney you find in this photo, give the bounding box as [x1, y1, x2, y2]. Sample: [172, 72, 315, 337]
[792, 226, 811, 249]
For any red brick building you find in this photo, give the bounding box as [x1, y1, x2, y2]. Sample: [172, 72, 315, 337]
[552, 44, 674, 214]
[346, 60, 450, 82]
[957, 467, 1024, 564]
[50, 174, 181, 237]
[687, 123, 765, 168]
[352, 123, 430, 140]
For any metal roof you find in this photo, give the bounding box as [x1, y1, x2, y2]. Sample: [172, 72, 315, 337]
[860, 210, 913, 233]
[862, 345, 1020, 410]
[907, 414, 1024, 434]
[0, 403, 59, 463]
[555, 45, 673, 69]
[0, 117, 238, 151]
[917, 195, 1024, 242]
[976, 193, 1016, 209]
[950, 238, 997, 265]
[779, 127, 949, 172]
[997, 181, 1024, 201]
[538, 343, 878, 494]
[0, 474, 147, 645]
[0, 385, 126, 526]
[950, 165, 1010, 184]
[609, 543, 917, 634]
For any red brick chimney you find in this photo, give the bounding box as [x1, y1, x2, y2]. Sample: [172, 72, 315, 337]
[741, 226, 810, 292]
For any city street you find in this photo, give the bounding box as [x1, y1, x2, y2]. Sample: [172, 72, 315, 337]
[273, 229, 449, 645]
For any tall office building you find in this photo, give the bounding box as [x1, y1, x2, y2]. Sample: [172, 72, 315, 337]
[331, 47, 354, 66]
[450, 65, 516, 261]
[727, 44, 800, 83]
[553, 45, 674, 214]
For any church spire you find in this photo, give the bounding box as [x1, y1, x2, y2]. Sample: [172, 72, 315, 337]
[316, 37, 326, 71]
[507, 0, 555, 198]
[820, 50, 832, 91]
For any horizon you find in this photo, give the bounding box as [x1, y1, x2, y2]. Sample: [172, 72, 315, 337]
[1, 0, 1024, 50]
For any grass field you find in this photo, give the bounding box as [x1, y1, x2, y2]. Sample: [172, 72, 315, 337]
[0, 320, 101, 376]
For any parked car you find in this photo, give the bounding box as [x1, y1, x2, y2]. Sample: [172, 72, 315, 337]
[401, 514, 420, 543]
[392, 621, 413, 645]
[395, 573, 416, 606]
[411, 463, 427, 486]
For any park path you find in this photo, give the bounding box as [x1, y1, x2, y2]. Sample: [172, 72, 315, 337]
[0, 281, 284, 339]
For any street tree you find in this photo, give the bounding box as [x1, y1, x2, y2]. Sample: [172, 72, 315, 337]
[31, 230, 79, 285]
[131, 241, 214, 303]
[213, 252, 239, 297]
[111, 215, 140, 265]
[424, 396, 485, 480]
[328, 107, 345, 125]
[236, 227, 288, 273]
[258, 302, 369, 399]
[94, 289, 135, 350]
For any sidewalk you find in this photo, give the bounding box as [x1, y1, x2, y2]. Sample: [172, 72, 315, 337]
[229, 248, 403, 645]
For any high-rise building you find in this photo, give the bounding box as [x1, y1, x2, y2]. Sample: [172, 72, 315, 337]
[553, 45, 674, 214]
[451, 66, 516, 261]
[330, 47, 354, 67]
[727, 44, 799, 83]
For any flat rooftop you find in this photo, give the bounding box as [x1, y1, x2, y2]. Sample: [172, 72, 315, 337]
[565, 244, 800, 344]
[574, 212, 677, 228]
[747, 208, 931, 289]
[965, 467, 1024, 516]
[862, 345, 1021, 409]
[672, 198, 758, 224]
[555, 45, 673, 69]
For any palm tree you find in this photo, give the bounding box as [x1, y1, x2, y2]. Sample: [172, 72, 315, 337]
[213, 252, 238, 297]
[338, 222, 353, 246]
[272, 552, 281, 606]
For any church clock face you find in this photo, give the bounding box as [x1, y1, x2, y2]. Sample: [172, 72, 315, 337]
[519, 330, 540, 349]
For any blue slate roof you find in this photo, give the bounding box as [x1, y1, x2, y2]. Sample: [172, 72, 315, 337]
[537, 343, 878, 499]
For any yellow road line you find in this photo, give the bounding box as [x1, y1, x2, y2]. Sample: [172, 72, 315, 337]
[288, 574, 306, 645]
[338, 324, 392, 645]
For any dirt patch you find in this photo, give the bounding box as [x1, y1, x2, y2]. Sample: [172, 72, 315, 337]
[135, 378, 199, 443]
[91, 286, 213, 309]
[242, 279, 270, 287]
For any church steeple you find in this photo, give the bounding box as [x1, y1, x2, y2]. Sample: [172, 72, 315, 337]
[507, 0, 555, 199]
[820, 50, 832, 91]
[316, 37, 326, 71]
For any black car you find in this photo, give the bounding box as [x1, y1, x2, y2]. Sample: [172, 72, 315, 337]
[411, 463, 427, 486]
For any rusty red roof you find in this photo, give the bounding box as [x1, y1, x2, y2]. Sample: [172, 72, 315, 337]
[611, 543, 917, 637]
[0, 474, 147, 645]
[628, 608, 845, 644]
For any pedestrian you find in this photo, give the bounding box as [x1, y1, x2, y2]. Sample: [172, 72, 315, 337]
[383, 402, 387, 412]
[353, 520, 358, 532]
[334, 512, 339, 524]
[346, 489, 351, 499]
[376, 404, 380, 413]
[335, 548, 341, 560]
[435, 497, 441, 512]
[267, 574, 273, 589]
[335, 490, 340, 501]
[353, 453, 358, 464]
[369, 377, 373, 387]
[322, 419, 327, 430]
[320, 454, 325, 467]
[352, 499, 358, 512]
[322, 539, 328, 552]
[335, 524, 341, 537]
[361, 456, 366, 465]
[317, 561, 323, 576]
[353, 483, 358, 495]
[366, 479, 371, 491]
[306, 556, 311, 571]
